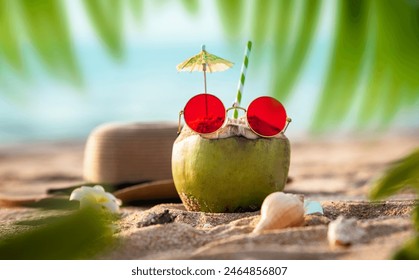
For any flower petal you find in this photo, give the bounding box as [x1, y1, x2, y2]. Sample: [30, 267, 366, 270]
[69, 186, 88, 201]
[104, 192, 122, 206]
[69, 185, 121, 213]
[93, 185, 106, 192]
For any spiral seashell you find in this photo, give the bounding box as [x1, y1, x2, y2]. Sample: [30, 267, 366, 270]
[253, 192, 305, 233]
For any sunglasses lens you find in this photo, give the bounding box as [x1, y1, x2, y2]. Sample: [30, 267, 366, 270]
[247, 96, 287, 137]
[184, 93, 225, 134]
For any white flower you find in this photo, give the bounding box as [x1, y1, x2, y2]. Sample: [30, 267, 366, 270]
[69, 185, 122, 213]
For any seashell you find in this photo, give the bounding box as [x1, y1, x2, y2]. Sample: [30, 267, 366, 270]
[327, 216, 365, 247]
[253, 192, 305, 233]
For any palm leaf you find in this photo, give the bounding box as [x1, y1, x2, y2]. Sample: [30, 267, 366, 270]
[83, 0, 124, 59]
[19, 0, 82, 85]
[0, 208, 116, 259]
[216, 0, 243, 38]
[357, 1, 419, 126]
[271, 0, 322, 101]
[0, 0, 126, 87]
[181, 0, 199, 14]
[393, 235, 419, 260]
[369, 148, 419, 200]
[368, 148, 419, 260]
[313, 0, 370, 130]
[216, 0, 419, 131]
[265, 0, 295, 68]
[0, 0, 24, 73]
[250, 0, 275, 47]
[129, 0, 143, 21]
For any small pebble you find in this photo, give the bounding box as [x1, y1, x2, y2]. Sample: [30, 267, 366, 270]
[327, 216, 365, 247]
[137, 209, 176, 228]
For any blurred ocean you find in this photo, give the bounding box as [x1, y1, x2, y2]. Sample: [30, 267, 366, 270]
[0, 41, 321, 143]
[1, 40, 418, 144]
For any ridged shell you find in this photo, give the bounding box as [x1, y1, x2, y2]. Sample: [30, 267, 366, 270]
[253, 192, 305, 233]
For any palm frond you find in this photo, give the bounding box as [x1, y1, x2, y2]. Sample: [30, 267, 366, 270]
[0, 208, 116, 259]
[271, 0, 322, 101]
[393, 235, 419, 260]
[312, 0, 370, 130]
[216, 0, 243, 39]
[216, 0, 419, 131]
[368, 147, 419, 259]
[181, 0, 199, 14]
[129, 0, 144, 21]
[358, 1, 419, 125]
[369, 148, 419, 200]
[0, 0, 129, 87]
[250, 0, 275, 46]
[83, 0, 124, 59]
[389, 199, 419, 259]
[0, 0, 24, 73]
[19, 0, 82, 85]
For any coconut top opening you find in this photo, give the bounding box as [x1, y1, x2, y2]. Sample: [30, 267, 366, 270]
[177, 117, 287, 142]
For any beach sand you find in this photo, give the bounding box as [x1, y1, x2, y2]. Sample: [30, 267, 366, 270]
[0, 134, 418, 259]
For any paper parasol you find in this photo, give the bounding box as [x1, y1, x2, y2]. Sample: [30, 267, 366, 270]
[177, 45, 233, 93]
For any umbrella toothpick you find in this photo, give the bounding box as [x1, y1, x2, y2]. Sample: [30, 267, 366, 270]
[202, 45, 207, 93]
[176, 44, 233, 117]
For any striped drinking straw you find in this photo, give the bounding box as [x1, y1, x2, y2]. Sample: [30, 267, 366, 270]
[233, 41, 252, 119]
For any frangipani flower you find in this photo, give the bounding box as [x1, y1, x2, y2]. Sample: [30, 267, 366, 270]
[70, 185, 122, 213]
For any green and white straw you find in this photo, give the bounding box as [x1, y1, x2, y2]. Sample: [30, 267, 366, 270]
[233, 40, 252, 119]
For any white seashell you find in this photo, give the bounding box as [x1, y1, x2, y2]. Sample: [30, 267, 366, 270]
[253, 192, 305, 233]
[327, 216, 365, 247]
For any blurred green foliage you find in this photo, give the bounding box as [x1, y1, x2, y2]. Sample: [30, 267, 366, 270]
[0, 0, 81, 84]
[393, 236, 419, 260]
[0, 207, 117, 259]
[216, 0, 419, 131]
[393, 201, 419, 259]
[369, 149, 419, 260]
[0, 0, 132, 85]
[83, 0, 124, 58]
[369, 149, 419, 200]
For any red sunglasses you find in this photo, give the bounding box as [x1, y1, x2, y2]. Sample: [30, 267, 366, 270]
[178, 93, 291, 137]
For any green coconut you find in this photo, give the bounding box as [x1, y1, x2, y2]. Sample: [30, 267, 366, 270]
[171, 128, 290, 213]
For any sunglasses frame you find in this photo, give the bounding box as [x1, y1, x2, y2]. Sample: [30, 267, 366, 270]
[178, 94, 292, 137]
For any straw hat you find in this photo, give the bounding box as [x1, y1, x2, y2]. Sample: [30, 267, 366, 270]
[0, 122, 180, 207]
[83, 122, 178, 184]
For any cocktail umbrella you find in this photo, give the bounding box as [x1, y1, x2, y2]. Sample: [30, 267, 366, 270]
[177, 45, 233, 93]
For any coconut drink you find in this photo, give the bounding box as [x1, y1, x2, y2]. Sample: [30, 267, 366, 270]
[172, 94, 291, 213]
[173, 42, 291, 213]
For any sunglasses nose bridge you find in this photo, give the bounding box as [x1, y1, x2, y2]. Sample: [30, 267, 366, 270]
[226, 106, 247, 117]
